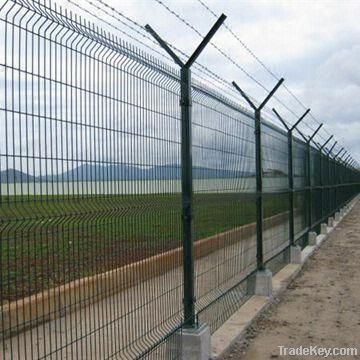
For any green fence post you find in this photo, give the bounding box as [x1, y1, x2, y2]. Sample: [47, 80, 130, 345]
[232, 79, 284, 271]
[305, 124, 323, 231]
[145, 14, 226, 329]
[272, 108, 310, 247]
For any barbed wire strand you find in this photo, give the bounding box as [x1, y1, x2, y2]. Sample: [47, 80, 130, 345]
[82, 0, 262, 108]
[195, 0, 343, 144]
[83, 0, 347, 153]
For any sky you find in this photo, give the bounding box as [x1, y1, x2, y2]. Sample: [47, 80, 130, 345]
[57, 0, 360, 165]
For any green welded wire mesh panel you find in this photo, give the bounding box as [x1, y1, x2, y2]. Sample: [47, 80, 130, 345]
[262, 123, 288, 193]
[0, 1, 184, 358]
[261, 123, 290, 272]
[292, 139, 308, 245]
[191, 86, 256, 333]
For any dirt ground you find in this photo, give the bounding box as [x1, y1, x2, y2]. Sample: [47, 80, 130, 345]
[222, 200, 360, 360]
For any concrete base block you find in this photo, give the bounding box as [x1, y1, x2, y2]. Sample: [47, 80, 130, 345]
[308, 231, 317, 246]
[335, 212, 341, 221]
[254, 269, 273, 297]
[168, 324, 211, 360]
[284, 247, 291, 263]
[290, 245, 302, 264]
[328, 217, 334, 227]
[320, 223, 327, 235]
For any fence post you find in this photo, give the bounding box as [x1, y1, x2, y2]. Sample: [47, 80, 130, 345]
[319, 151, 323, 219]
[303, 124, 322, 232]
[272, 108, 309, 250]
[254, 107, 264, 269]
[232, 79, 283, 274]
[145, 14, 226, 333]
[307, 141, 313, 230]
[180, 65, 195, 327]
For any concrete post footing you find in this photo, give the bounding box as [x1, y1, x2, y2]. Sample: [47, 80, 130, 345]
[167, 324, 211, 360]
[320, 223, 327, 235]
[335, 212, 341, 221]
[328, 217, 334, 227]
[308, 231, 317, 246]
[290, 245, 302, 264]
[254, 269, 273, 297]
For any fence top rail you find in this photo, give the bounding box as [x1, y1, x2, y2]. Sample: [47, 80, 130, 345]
[3, 0, 179, 78]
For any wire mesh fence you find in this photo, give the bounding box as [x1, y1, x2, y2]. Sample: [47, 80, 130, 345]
[191, 87, 256, 333]
[1, 0, 359, 359]
[292, 138, 309, 249]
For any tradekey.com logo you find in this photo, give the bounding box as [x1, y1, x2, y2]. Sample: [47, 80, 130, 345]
[278, 345, 358, 357]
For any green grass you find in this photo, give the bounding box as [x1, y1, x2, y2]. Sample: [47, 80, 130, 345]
[1, 192, 287, 302]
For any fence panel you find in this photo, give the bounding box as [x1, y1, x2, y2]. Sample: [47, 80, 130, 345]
[293, 139, 309, 247]
[191, 88, 256, 333]
[0, 1, 184, 358]
[310, 147, 321, 230]
[261, 123, 289, 271]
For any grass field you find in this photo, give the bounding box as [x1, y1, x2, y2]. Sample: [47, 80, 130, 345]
[0, 192, 288, 302]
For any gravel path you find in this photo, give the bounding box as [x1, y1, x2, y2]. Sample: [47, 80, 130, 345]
[222, 200, 360, 359]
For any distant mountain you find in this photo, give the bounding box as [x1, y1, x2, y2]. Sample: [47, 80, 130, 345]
[45, 164, 255, 181]
[0, 169, 37, 183]
[0, 164, 255, 183]
[263, 168, 286, 177]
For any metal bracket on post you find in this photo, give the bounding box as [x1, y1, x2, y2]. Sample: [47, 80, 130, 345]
[232, 78, 284, 271]
[272, 108, 310, 247]
[326, 141, 337, 157]
[342, 154, 351, 166]
[334, 147, 345, 160]
[318, 136, 334, 153]
[145, 14, 226, 329]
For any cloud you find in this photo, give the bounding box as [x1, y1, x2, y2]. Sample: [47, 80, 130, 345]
[301, 44, 360, 159]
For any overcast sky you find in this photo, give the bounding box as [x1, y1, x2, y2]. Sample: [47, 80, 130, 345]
[58, 0, 360, 164]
